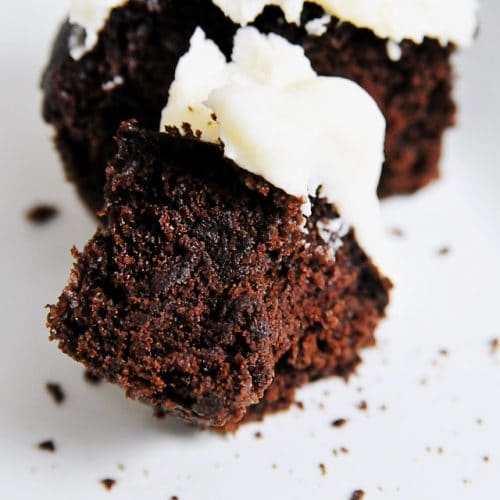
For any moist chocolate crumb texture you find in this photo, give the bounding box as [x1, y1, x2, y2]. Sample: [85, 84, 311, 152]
[41, 0, 477, 215]
[47, 29, 391, 430]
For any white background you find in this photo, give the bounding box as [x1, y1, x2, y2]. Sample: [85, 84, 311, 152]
[0, 1, 499, 499]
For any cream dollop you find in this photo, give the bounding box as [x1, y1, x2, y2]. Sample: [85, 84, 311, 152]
[160, 27, 387, 268]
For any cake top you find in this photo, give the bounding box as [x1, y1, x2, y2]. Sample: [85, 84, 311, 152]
[68, 0, 478, 59]
[160, 27, 387, 269]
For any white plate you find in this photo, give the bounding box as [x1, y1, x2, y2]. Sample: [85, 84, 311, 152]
[1, 1, 499, 499]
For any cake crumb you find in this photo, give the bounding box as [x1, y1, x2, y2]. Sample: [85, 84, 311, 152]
[437, 447, 444, 454]
[319, 463, 326, 476]
[38, 440, 56, 452]
[350, 489, 365, 500]
[171, 496, 179, 500]
[357, 400, 368, 411]
[100, 478, 116, 491]
[295, 401, 304, 410]
[463, 479, 471, 485]
[46, 383, 65, 405]
[483, 456, 490, 463]
[379, 404, 388, 412]
[491, 338, 499, 353]
[390, 227, 405, 238]
[437, 246, 451, 256]
[340, 447, 349, 454]
[25, 204, 58, 224]
[439, 349, 449, 356]
[272, 464, 277, 470]
[476, 418, 483, 426]
[117, 464, 125, 471]
[84, 369, 103, 385]
[331, 418, 348, 428]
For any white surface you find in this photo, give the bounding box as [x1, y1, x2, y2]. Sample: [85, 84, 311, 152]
[212, 0, 478, 46]
[0, 1, 499, 499]
[162, 27, 386, 267]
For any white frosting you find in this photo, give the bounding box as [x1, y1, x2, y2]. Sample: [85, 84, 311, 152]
[305, 14, 331, 37]
[386, 40, 402, 61]
[69, 0, 127, 58]
[212, 0, 479, 46]
[68, 0, 478, 59]
[161, 27, 387, 267]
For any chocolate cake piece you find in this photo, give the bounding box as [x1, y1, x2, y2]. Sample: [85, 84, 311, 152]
[41, 0, 462, 214]
[47, 123, 390, 429]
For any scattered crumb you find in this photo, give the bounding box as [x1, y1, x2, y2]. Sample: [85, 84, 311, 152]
[425, 447, 431, 453]
[350, 490, 365, 500]
[323, 390, 331, 397]
[46, 383, 65, 405]
[483, 456, 490, 463]
[295, 401, 304, 410]
[437, 447, 444, 454]
[379, 404, 388, 412]
[37, 440, 55, 452]
[419, 378, 428, 386]
[439, 349, 449, 356]
[171, 497, 179, 500]
[319, 463, 326, 476]
[100, 478, 116, 491]
[356, 386, 363, 393]
[491, 338, 499, 354]
[357, 400, 368, 411]
[254, 431, 263, 440]
[463, 479, 471, 485]
[318, 402, 325, 410]
[143, 469, 149, 477]
[117, 464, 125, 471]
[331, 418, 348, 428]
[437, 246, 451, 256]
[340, 447, 349, 454]
[272, 464, 277, 470]
[476, 418, 483, 426]
[25, 204, 59, 224]
[234, 453, 240, 460]
[83, 369, 102, 385]
[390, 227, 405, 238]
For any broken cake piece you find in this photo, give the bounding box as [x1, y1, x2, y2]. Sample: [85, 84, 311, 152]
[41, 0, 478, 214]
[47, 28, 391, 429]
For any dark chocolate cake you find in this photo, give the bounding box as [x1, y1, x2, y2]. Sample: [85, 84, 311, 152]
[42, 0, 457, 214]
[47, 122, 391, 429]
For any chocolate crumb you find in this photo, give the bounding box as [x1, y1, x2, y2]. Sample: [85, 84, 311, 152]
[254, 432, 263, 440]
[84, 369, 103, 385]
[319, 463, 326, 476]
[101, 479, 116, 491]
[357, 400, 368, 411]
[437, 246, 451, 256]
[295, 401, 304, 410]
[46, 383, 65, 405]
[340, 447, 349, 454]
[491, 338, 499, 353]
[38, 440, 55, 452]
[26, 204, 58, 224]
[331, 418, 348, 428]
[390, 227, 405, 238]
[350, 489, 365, 500]
[171, 496, 179, 500]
